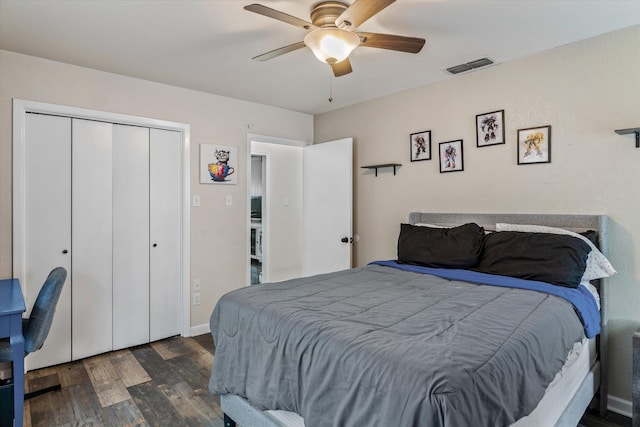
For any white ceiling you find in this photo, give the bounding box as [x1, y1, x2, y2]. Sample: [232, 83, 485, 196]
[1, 0, 639, 115]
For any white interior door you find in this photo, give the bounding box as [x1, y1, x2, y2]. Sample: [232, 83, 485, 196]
[23, 113, 72, 370]
[302, 138, 353, 276]
[113, 124, 150, 350]
[149, 128, 182, 341]
[72, 118, 113, 360]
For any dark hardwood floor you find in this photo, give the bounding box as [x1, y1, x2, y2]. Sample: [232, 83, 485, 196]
[23, 333, 633, 426]
[579, 408, 633, 427]
[23, 334, 223, 427]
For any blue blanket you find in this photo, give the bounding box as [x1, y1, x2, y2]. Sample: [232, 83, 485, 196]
[371, 260, 601, 338]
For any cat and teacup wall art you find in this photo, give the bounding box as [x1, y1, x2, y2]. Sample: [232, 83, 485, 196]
[200, 144, 238, 184]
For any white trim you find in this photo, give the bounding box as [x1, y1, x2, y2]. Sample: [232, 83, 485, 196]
[12, 98, 191, 339]
[190, 323, 211, 337]
[608, 394, 632, 418]
[181, 124, 192, 338]
[12, 99, 187, 131]
[247, 133, 310, 148]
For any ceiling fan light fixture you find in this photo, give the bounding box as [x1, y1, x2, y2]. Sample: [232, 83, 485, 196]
[304, 28, 360, 64]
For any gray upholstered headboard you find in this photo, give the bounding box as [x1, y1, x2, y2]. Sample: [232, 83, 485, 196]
[408, 213, 607, 246]
[408, 212, 609, 416]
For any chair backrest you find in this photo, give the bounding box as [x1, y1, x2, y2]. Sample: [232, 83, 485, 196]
[23, 267, 67, 354]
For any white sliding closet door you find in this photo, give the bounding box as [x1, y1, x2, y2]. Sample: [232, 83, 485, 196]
[149, 128, 182, 341]
[71, 118, 113, 360]
[23, 114, 72, 370]
[113, 125, 150, 350]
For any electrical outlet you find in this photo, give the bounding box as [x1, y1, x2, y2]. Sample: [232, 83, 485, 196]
[193, 292, 201, 306]
[193, 278, 200, 291]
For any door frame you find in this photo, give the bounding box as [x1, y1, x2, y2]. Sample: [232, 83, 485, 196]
[12, 99, 192, 338]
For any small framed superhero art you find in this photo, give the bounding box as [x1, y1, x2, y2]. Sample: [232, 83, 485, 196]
[517, 125, 551, 165]
[410, 130, 431, 162]
[476, 110, 505, 147]
[439, 139, 463, 173]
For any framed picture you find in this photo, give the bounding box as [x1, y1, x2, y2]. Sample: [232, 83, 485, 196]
[410, 130, 431, 161]
[476, 110, 505, 147]
[517, 125, 551, 165]
[439, 139, 464, 173]
[200, 143, 238, 184]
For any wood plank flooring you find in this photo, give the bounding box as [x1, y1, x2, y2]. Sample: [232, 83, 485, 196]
[22, 333, 632, 427]
[23, 335, 223, 427]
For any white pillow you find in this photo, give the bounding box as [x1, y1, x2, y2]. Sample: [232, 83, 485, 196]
[414, 223, 445, 228]
[495, 223, 616, 281]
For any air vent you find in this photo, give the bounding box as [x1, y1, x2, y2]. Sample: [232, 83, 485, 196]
[446, 57, 494, 75]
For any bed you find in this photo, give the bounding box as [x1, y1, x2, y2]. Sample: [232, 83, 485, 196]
[209, 213, 612, 427]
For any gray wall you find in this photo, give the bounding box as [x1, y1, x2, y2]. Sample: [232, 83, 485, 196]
[315, 24, 640, 409]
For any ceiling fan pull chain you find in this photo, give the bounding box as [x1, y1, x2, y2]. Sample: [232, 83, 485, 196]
[329, 71, 334, 103]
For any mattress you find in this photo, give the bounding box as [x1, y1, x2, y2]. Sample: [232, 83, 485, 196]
[210, 264, 595, 426]
[512, 337, 596, 426]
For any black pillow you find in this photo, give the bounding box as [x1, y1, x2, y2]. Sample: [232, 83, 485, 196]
[579, 230, 599, 248]
[397, 223, 485, 268]
[473, 231, 591, 288]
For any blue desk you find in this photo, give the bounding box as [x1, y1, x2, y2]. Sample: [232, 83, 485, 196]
[0, 279, 26, 427]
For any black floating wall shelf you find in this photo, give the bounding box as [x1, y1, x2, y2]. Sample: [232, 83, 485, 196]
[615, 127, 640, 148]
[361, 163, 402, 177]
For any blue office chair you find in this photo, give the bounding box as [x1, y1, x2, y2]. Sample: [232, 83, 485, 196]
[0, 267, 67, 399]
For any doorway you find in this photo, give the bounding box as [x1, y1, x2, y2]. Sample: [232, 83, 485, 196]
[246, 134, 353, 285]
[247, 135, 306, 285]
[250, 154, 265, 285]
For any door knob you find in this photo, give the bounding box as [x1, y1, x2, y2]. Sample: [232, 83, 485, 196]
[341, 237, 349, 243]
[62, 249, 69, 254]
[153, 243, 158, 247]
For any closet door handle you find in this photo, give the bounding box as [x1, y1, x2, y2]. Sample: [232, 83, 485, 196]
[152, 243, 157, 247]
[62, 249, 69, 254]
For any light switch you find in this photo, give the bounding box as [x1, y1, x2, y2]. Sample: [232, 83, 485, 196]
[193, 195, 200, 207]
[226, 195, 233, 206]
[283, 197, 289, 206]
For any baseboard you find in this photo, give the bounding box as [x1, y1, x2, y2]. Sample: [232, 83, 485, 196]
[190, 323, 211, 337]
[608, 394, 632, 418]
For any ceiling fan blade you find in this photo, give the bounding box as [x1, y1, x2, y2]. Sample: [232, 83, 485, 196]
[330, 58, 353, 77]
[336, 0, 396, 29]
[357, 32, 425, 54]
[252, 41, 306, 62]
[244, 4, 317, 31]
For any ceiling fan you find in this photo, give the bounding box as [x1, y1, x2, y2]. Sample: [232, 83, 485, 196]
[245, 0, 426, 77]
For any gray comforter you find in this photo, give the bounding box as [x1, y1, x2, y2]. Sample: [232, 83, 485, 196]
[209, 265, 585, 427]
